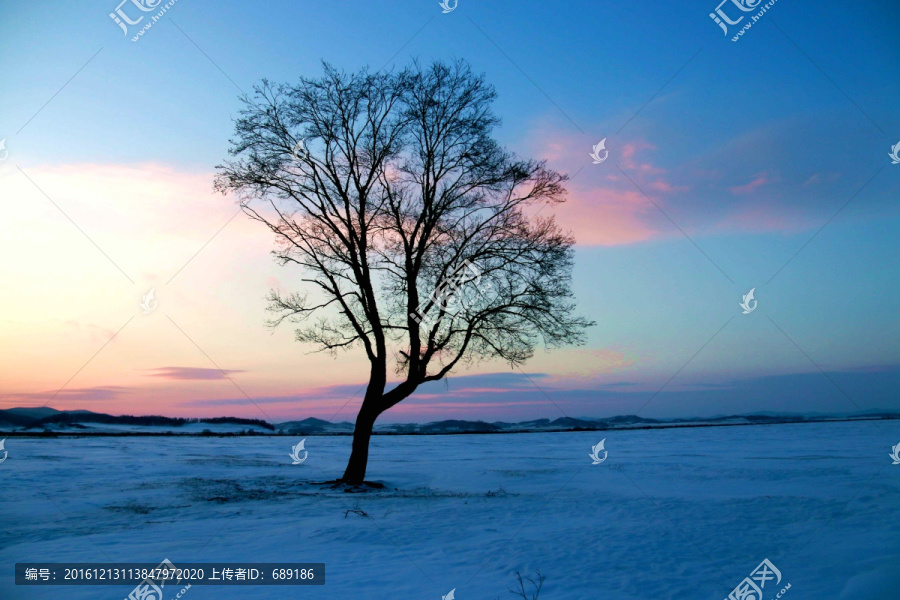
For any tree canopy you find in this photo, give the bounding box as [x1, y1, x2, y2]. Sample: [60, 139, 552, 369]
[216, 59, 593, 482]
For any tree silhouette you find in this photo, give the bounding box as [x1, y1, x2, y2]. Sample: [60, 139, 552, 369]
[216, 60, 593, 484]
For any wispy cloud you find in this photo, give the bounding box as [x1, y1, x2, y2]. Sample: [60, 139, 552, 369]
[526, 128, 692, 246]
[729, 172, 775, 195]
[145, 367, 246, 380]
[0, 386, 130, 404]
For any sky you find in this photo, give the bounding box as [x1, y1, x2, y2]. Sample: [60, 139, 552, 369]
[1, 0, 899, 423]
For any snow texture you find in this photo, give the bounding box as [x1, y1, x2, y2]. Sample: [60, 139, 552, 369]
[1, 419, 899, 599]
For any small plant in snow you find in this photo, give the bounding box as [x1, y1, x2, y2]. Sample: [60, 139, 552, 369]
[344, 506, 370, 519]
[485, 485, 507, 497]
[508, 570, 545, 600]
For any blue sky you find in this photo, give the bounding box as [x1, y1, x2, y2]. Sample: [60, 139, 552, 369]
[1, 0, 898, 421]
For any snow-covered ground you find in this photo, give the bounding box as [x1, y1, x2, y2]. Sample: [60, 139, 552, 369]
[2, 420, 899, 600]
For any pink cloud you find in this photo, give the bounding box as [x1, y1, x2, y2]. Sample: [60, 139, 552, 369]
[528, 125, 838, 239]
[65, 321, 118, 346]
[547, 185, 660, 246]
[647, 180, 689, 193]
[619, 141, 666, 177]
[524, 129, 686, 246]
[543, 348, 637, 382]
[385, 400, 549, 418]
[0, 386, 130, 403]
[729, 173, 774, 195]
[144, 367, 245, 380]
[803, 172, 840, 187]
[411, 387, 516, 400]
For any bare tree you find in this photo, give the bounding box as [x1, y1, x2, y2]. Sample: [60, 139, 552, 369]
[215, 60, 593, 484]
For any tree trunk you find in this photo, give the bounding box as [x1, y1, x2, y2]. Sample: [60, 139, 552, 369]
[340, 365, 421, 484]
[341, 407, 377, 484]
[340, 358, 386, 485]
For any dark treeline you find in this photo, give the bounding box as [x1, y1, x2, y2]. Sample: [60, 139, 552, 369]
[4, 411, 275, 431]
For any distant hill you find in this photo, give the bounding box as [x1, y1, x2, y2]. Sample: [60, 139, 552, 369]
[278, 417, 354, 434]
[1, 407, 899, 435]
[418, 420, 502, 434]
[0, 408, 62, 429]
[4, 407, 64, 419]
[0, 408, 274, 433]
